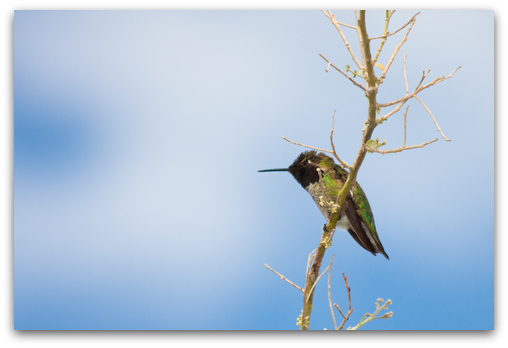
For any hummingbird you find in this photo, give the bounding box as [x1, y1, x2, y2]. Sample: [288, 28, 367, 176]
[259, 150, 389, 259]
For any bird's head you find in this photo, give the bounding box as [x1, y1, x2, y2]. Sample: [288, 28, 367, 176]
[259, 151, 335, 188]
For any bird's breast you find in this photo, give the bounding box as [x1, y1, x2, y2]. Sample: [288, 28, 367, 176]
[305, 182, 351, 231]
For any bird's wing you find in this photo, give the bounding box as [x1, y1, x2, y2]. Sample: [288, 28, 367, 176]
[350, 183, 389, 259]
[343, 194, 378, 256]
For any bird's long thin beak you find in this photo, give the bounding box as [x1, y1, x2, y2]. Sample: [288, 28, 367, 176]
[258, 168, 289, 172]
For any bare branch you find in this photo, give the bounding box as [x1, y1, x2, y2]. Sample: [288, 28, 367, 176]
[372, 10, 392, 65]
[330, 110, 351, 168]
[378, 18, 416, 81]
[282, 136, 333, 154]
[403, 54, 409, 95]
[415, 95, 450, 141]
[416, 66, 461, 95]
[319, 54, 366, 91]
[366, 137, 438, 155]
[344, 273, 352, 311]
[296, 10, 458, 330]
[321, 10, 356, 29]
[334, 303, 346, 319]
[370, 12, 420, 40]
[375, 56, 408, 123]
[348, 299, 392, 330]
[327, 256, 337, 330]
[378, 67, 460, 108]
[306, 264, 331, 304]
[377, 99, 408, 123]
[264, 264, 303, 292]
[354, 12, 367, 69]
[404, 105, 408, 147]
[336, 273, 353, 330]
[414, 69, 431, 92]
[325, 10, 363, 69]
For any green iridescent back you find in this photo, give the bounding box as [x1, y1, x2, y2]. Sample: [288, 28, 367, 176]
[327, 163, 383, 246]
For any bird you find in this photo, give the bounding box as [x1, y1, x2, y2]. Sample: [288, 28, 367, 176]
[259, 150, 389, 259]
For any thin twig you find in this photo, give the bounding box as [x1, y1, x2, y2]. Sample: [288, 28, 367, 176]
[264, 264, 303, 292]
[334, 303, 346, 319]
[378, 18, 416, 81]
[321, 10, 356, 29]
[319, 54, 366, 91]
[354, 11, 366, 69]
[403, 54, 409, 95]
[415, 95, 450, 141]
[404, 105, 409, 147]
[414, 70, 430, 92]
[306, 264, 331, 304]
[378, 67, 460, 108]
[344, 273, 351, 311]
[372, 10, 392, 65]
[370, 12, 420, 40]
[348, 299, 392, 330]
[329, 110, 351, 168]
[366, 138, 438, 154]
[282, 136, 333, 154]
[377, 99, 408, 123]
[372, 54, 410, 123]
[327, 256, 337, 330]
[378, 70, 429, 109]
[336, 273, 353, 330]
[326, 10, 363, 70]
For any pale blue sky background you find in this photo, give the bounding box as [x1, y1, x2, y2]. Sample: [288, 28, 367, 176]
[14, 10, 493, 330]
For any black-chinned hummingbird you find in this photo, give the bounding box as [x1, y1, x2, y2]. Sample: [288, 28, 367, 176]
[259, 150, 389, 259]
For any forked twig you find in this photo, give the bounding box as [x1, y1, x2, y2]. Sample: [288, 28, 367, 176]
[378, 99, 408, 123]
[336, 273, 353, 330]
[348, 298, 392, 330]
[378, 66, 461, 109]
[325, 10, 363, 70]
[378, 18, 416, 81]
[321, 10, 356, 29]
[370, 12, 420, 40]
[366, 138, 438, 155]
[306, 264, 331, 304]
[372, 10, 393, 65]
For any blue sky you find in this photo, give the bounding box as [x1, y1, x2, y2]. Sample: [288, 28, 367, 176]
[13, 10, 493, 330]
